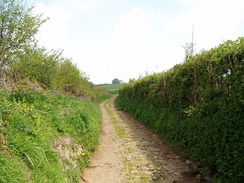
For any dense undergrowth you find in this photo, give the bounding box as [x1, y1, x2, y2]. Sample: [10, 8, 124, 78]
[116, 38, 244, 182]
[0, 90, 102, 183]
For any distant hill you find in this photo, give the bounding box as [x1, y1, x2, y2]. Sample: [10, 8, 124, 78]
[95, 84, 123, 91]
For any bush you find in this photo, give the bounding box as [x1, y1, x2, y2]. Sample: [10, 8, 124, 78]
[116, 38, 244, 182]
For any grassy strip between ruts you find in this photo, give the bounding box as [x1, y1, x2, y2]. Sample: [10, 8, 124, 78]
[0, 90, 102, 183]
[103, 97, 150, 182]
[104, 98, 126, 138]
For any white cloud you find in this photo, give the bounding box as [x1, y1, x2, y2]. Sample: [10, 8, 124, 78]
[169, 0, 244, 50]
[34, 2, 72, 49]
[34, 0, 109, 50]
[62, 43, 135, 84]
[115, 8, 154, 55]
[175, 0, 197, 3]
[47, 0, 108, 11]
[114, 7, 165, 71]
[112, 8, 187, 81]
[36, 0, 108, 11]
[32, 0, 244, 84]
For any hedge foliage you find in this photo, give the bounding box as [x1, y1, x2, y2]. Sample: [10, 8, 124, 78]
[116, 38, 244, 182]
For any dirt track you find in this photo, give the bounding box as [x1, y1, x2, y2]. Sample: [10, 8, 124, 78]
[81, 96, 206, 183]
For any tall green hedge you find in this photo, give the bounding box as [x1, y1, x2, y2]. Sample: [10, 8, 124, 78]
[116, 38, 244, 182]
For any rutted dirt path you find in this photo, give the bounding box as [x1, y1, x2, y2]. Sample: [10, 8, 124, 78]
[81, 96, 206, 183]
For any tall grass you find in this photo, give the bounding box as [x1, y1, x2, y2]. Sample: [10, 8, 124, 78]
[0, 90, 102, 182]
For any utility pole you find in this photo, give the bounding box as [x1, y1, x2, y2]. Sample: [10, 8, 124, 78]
[191, 26, 197, 55]
[191, 26, 195, 55]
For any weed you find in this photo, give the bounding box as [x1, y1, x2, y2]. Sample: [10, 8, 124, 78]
[0, 90, 102, 182]
[104, 99, 126, 138]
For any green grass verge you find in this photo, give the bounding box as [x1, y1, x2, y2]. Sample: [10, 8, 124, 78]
[0, 90, 102, 182]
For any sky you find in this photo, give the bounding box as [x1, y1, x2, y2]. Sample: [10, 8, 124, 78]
[28, 0, 244, 84]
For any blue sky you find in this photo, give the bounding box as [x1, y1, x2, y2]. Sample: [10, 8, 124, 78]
[28, 0, 244, 84]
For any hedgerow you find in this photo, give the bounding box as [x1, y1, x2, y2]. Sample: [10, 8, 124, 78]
[116, 38, 244, 182]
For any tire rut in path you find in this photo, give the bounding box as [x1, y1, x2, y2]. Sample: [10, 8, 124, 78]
[81, 96, 206, 183]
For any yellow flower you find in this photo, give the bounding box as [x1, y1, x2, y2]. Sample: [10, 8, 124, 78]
[81, 153, 85, 156]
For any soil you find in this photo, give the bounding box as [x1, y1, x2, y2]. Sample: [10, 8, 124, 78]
[81, 96, 207, 183]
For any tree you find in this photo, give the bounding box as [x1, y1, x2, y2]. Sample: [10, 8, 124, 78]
[112, 78, 123, 84]
[182, 42, 195, 61]
[182, 27, 196, 62]
[0, 0, 47, 78]
[54, 58, 95, 97]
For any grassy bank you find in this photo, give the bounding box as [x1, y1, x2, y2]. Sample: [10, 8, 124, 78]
[0, 90, 102, 183]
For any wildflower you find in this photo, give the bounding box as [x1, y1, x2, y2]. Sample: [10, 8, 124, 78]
[24, 124, 30, 131]
[81, 153, 85, 156]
